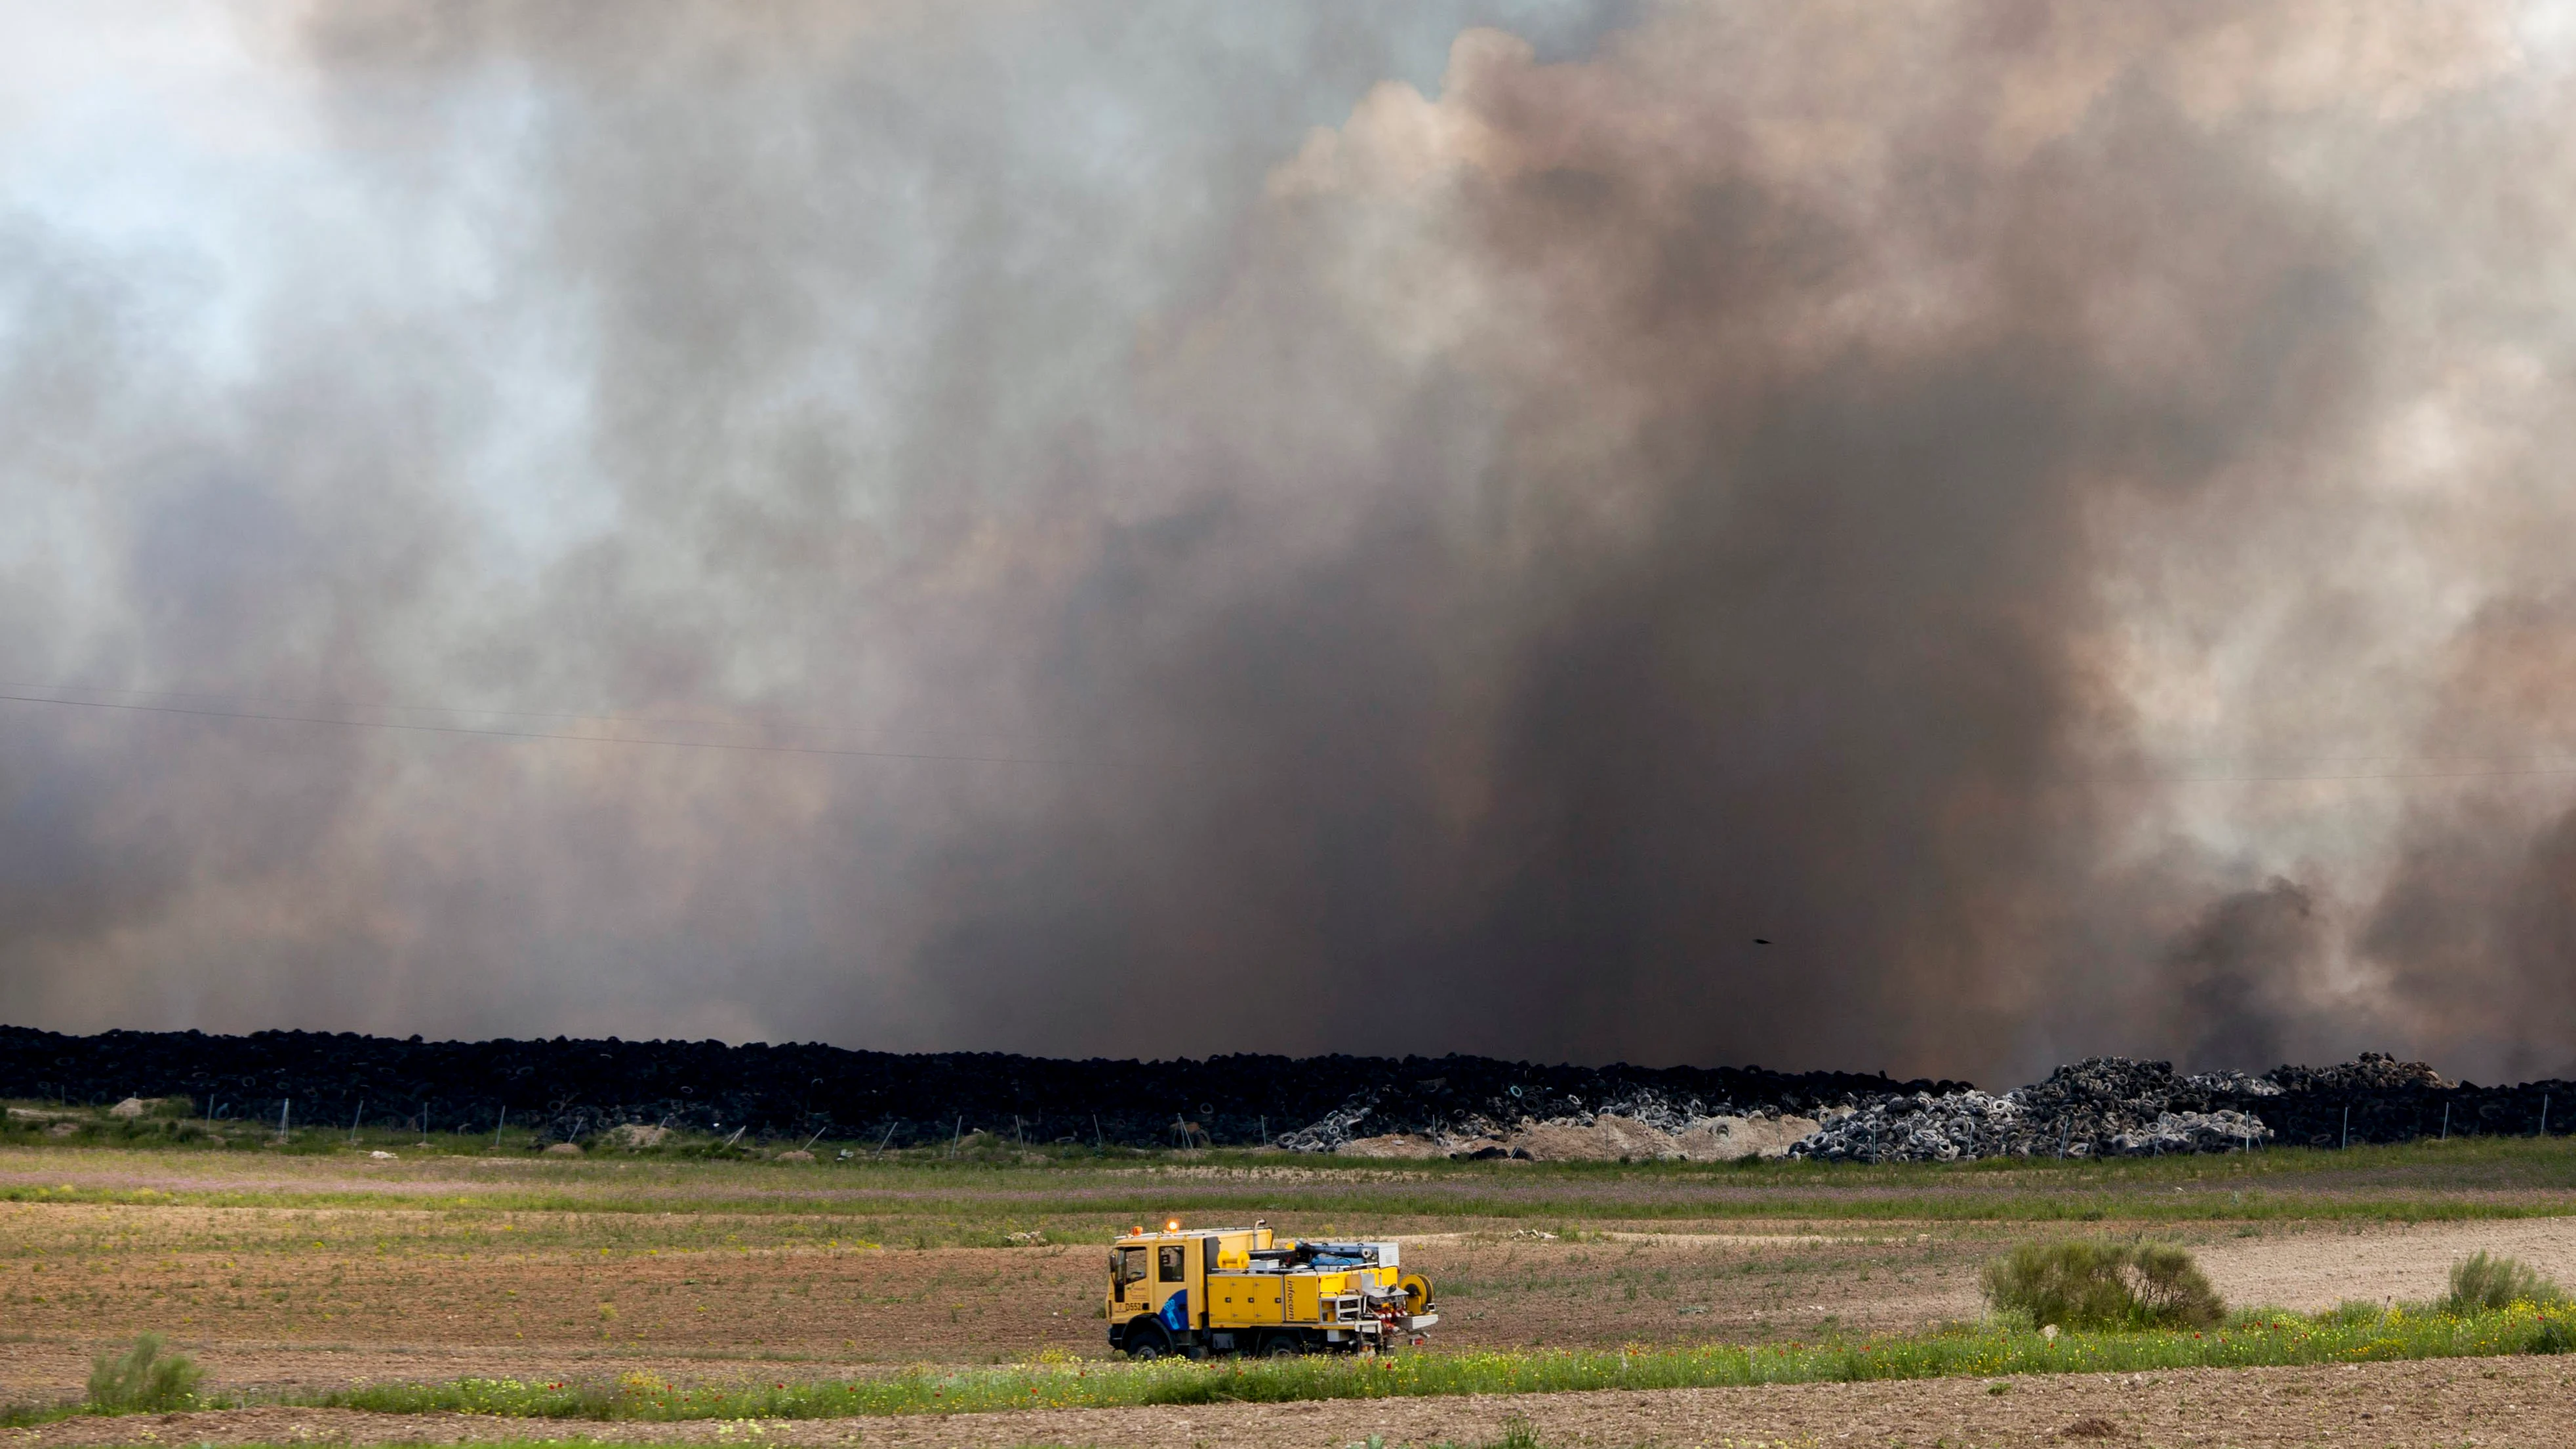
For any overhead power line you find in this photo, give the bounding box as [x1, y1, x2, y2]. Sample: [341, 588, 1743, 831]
[0, 690, 1070, 766]
[3, 684, 2571, 783]
[2103, 764, 2576, 783]
[0, 679, 831, 738]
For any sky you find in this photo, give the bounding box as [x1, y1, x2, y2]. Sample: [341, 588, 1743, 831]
[4, 0, 2576, 1085]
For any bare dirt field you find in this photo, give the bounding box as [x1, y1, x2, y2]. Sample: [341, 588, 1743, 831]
[4, 1139, 2575, 1443]
[10, 1210, 2576, 1397]
[4, 1358, 2571, 1447]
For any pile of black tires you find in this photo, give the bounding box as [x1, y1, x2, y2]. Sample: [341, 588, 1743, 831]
[5, 1025, 2560, 1154]
[0, 1024, 1938, 1148]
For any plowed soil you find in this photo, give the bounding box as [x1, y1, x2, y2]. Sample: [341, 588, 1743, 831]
[5, 1358, 2571, 1446]
[12, 1208, 2576, 1399]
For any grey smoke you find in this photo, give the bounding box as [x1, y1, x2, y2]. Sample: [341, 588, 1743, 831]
[1, 1, 2571, 1082]
[2162, 880, 2325, 1073]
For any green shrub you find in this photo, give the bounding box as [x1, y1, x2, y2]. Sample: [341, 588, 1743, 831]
[1982, 1241, 2224, 1331]
[1982, 1241, 2131, 1329]
[86, 1334, 203, 1413]
[2443, 1252, 2563, 1314]
[2124, 1244, 2225, 1326]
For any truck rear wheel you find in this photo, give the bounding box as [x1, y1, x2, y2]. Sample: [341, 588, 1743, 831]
[1260, 1333, 1300, 1358]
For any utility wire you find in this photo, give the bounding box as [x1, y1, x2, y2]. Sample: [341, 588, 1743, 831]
[2143, 761, 2576, 772]
[2134, 766, 2576, 782]
[0, 690, 1070, 766]
[4, 684, 2571, 782]
[0, 679, 828, 738]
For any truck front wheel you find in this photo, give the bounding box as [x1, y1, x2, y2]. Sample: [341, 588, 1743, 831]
[1125, 1321, 1172, 1361]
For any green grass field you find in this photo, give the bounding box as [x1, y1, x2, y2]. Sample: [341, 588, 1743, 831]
[8, 1298, 2571, 1429]
[9, 1109, 2576, 1241]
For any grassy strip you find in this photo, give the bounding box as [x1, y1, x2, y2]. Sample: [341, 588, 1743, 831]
[7, 1185, 2576, 1229]
[7, 1304, 2569, 1429]
[25, 1441, 1525, 1449]
[241, 1301, 2576, 1421]
[0, 1189, 2565, 1230]
[6, 1138, 2576, 1239]
[16, 1133, 2576, 1181]
[101, 1134, 2576, 1170]
[86, 1441, 1532, 1449]
[109, 1442, 1529, 1449]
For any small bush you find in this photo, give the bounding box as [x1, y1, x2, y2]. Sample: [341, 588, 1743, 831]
[86, 1334, 203, 1413]
[1982, 1242, 2133, 1330]
[2125, 1244, 2224, 1327]
[1982, 1241, 2224, 1331]
[2443, 1252, 2563, 1315]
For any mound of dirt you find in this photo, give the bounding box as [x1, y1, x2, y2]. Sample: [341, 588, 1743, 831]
[1337, 1134, 1451, 1158]
[1670, 1113, 1825, 1159]
[1323, 1107, 1831, 1163]
[1497, 1112, 1824, 1162]
[1505, 1115, 1678, 1162]
[1331, 1107, 1825, 1162]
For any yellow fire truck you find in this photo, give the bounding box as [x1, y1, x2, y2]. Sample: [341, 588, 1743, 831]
[1105, 1219, 1437, 1359]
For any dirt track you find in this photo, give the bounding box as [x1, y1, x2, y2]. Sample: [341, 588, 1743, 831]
[5, 1357, 2569, 1446]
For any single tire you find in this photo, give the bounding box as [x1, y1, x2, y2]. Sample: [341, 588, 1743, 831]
[1126, 1321, 1171, 1361]
[1262, 1333, 1300, 1359]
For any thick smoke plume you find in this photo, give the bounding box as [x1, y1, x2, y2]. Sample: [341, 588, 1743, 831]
[1, 1, 2571, 1082]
